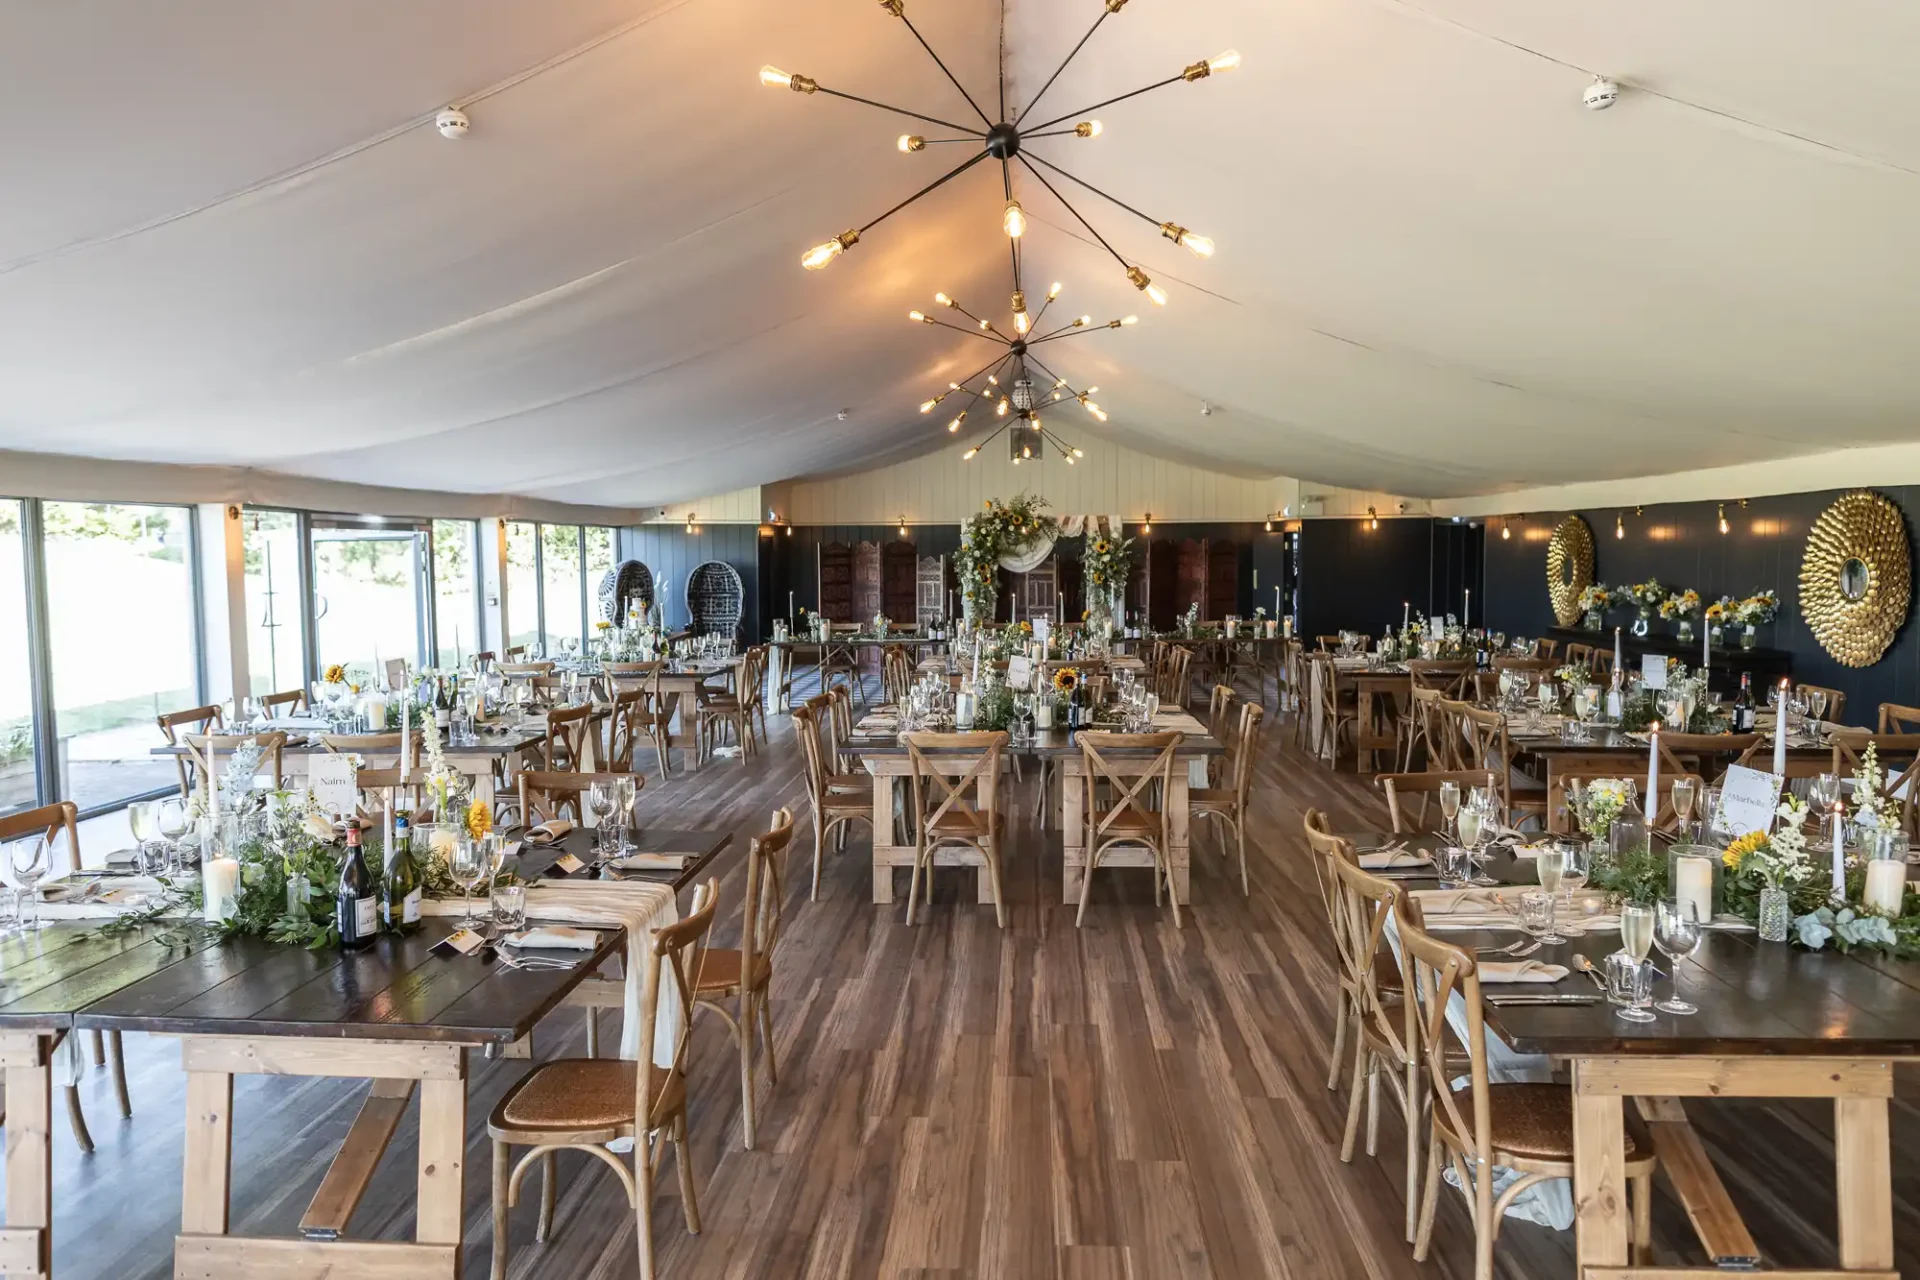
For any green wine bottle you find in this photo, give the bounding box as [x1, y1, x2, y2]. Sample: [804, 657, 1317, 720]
[381, 811, 423, 933]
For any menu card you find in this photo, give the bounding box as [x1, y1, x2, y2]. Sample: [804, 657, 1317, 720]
[1714, 764, 1782, 837]
[1641, 654, 1667, 690]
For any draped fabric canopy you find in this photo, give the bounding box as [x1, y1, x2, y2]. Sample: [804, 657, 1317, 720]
[995, 514, 1123, 574]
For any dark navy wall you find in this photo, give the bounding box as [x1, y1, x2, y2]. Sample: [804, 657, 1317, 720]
[1481, 489, 1920, 727]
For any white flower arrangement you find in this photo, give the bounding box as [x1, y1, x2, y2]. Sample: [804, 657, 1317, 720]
[1851, 742, 1886, 830]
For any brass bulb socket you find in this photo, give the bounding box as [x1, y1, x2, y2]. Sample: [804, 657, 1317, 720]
[791, 74, 819, 94]
[878, 0, 905, 15]
[1104, 0, 1128, 11]
[1010, 289, 1026, 314]
[836, 228, 860, 250]
[1182, 59, 1211, 82]
[1126, 265, 1151, 291]
[1159, 221, 1188, 244]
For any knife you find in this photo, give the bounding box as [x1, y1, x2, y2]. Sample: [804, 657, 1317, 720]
[1485, 994, 1602, 1005]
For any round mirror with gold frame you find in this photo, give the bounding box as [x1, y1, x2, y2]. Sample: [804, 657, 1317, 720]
[1546, 515, 1595, 626]
[1799, 490, 1910, 668]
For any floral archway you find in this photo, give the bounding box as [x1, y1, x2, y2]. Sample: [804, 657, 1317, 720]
[955, 495, 1134, 627]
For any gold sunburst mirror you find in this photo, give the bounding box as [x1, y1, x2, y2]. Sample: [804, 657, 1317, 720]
[1546, 515, 1595, 626]
[1799, 490, 1910, 668]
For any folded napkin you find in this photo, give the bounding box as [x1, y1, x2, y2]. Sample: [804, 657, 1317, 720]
[525, 819, 574, 844]
[1478, 960, 1569, 985]
[1358, 850, 1431, 870]
[504, 924, 601, 950]
[608, 852, 688, 871]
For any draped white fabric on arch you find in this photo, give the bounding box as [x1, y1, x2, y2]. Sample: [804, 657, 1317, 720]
[994, 514, 1124, 574]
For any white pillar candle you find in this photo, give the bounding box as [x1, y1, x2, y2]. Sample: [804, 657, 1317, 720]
[1035, 700, 1054, 729]
[1646, 723, 1660, 822]
[399, 687, 411, 782]
[1674, 854, 1714, 926]
[1772, 697, 1789, 778]
[1702, 619, 1710, 673]
[202, 856, 241, 923]
[1864, 858, 1907, 916]
[1613, 627, 1623, 672]
[1463, 587, 1470, 628]
[1402, 601, 1410, 631]
[1831, 802, 1848, 901]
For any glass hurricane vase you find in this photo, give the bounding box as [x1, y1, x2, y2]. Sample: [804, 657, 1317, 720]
[1675, 619, 1695, 644]
[1741, 624, 1758, 650]
[1758, 887, 1791, 942]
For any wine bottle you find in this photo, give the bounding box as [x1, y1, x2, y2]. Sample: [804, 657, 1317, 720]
[1732, 672, 1756, 732]
[336, 821, 378, 951]
[381, 811, 422, 933]
[434, 677, 452, 730]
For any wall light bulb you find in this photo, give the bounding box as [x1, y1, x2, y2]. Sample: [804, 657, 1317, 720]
[1501, 523, 1511, 540]
[1616, 512, 1625, 539]
[1718, 503, 1730, 534]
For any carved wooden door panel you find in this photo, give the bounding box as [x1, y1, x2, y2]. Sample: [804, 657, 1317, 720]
[851, 541, 882, 622]
[882, 542, 918, 622]
[817, 542, 854, 622]
[1175, 539, 1207, 619]
[1207, 540, 1239, 620]
[916, 555, 946, 626]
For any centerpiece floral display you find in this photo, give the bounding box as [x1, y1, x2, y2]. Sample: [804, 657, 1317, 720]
[1658, 588, 1702, 641]
[1721, 796, 1816, 940]
[1703, 595, 1736, 645]
[1575, 583, 1614, 630]
[1732, 589, 1780, 648]
[955, 495, 1058, 628]
[1082, 531, 1135, 631]
[1624, 579, 1667, 636]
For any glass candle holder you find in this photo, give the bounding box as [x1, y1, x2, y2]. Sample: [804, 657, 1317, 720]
[1668, 845, 1723, 924]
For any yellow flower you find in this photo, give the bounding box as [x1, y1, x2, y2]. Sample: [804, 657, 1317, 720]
[1093, 540, 1110, 554]
[1723, 830, 1767, 869]
[1019, 621, 1032, 634]
[323, 663, 347, 685]
[466, 802, 493, 841]
[1052, 667, 1080, 693]
[594, 620, 613, 631]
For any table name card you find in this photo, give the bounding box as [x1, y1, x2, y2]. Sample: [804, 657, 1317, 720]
[1641, 654, 1668, 690]
[1007, 656, 1032, 689]
[1714, 764, 1782, 837]
[309, 755, 358, 817]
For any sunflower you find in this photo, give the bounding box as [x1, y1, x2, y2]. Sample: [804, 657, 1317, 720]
[466, 801, 494, 841]
[1093, 540, 1110, 554]
[1723, 830, 1768, 869]
[1019, 620, 1032, 634]
[594, 619, 613, 631]
[1052, 667, 1080, 694]
[323, 663, 347, 685]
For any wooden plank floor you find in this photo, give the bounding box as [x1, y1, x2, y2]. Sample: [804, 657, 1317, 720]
[14, 684, 1920, 1278]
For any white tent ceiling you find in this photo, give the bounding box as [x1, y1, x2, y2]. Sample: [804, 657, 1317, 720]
[2, 0, 1916, 506]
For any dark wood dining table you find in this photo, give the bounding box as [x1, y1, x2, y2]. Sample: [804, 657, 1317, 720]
[1336, 827, 1914, 1277]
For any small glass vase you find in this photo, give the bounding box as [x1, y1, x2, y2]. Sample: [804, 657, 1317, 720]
[1583, 609, 1604, 631]
[1710, 623, 1724, 646]
[286, 873, 311, 922]
[1758, 887, 1791, 942]
[1675, 619, 1695, 644]
[1741, 624, 1757, 650]
[1630, 608, 1652, 638]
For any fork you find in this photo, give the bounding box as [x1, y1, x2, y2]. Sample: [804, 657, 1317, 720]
[1476, 939, 1540, 959]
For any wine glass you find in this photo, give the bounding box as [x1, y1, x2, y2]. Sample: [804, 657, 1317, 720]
[1653, 899, 1703, 1015]
[1670, 778, 1697, 838]
[128, 800, 165, 875]
[1806, 688, 1829, 725]
[1438, 780, 1461, 842]
[1809, 772, 1840, 814]
[155, 797, 191, 878]
[8, 835, 49, 931]
[482, 832, 509, 894]
[449, 837, 488, 930]
[1532, 846, 1568, 943]
[613, 775, 638, 853]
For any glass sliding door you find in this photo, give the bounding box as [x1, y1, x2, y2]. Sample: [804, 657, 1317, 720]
[585, 526, 616, 625]
[243, 509, 307, 700]
[540, 525, 584, 654]
[505, 521, 540, 654]
[0, 501, 38, 816]
[310, 520, 429, 684]
[431, 519, 479, 669]
[42, 501, 200, 811]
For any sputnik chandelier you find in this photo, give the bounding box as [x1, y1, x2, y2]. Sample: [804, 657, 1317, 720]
[760, 0, 1238, 310]
[911, 279, 1135, 464]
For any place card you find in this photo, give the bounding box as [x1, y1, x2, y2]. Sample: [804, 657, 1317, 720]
[308, 755, 358, 816]
[1032, 617, 1051, 649]
[1640, 654, 1667, 690]
[431, 928, 488, 958]
[1714, 764, 1782, 837]
[542, 852, 588, 877]
[1007, 656, 1032, 688]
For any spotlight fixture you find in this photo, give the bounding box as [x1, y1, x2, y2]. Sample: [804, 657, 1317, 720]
[898, 515, 910, 536]
[1615, 511, 1625, 539]
[1367, 505, 1379, 530]
[685, 513, 699, 534]
[1718, 503, 1729, 535]
[909, 280, 1130, 461]
[763, 1, 1237, 303]
[1141, 512, 1152, 535]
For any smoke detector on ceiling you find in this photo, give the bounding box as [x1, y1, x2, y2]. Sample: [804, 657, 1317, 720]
[1582, 77, 1619, 110]
[436, 108, 470, 139]
[836, 409, 849, 421]
[1200, 400, 1213, 417]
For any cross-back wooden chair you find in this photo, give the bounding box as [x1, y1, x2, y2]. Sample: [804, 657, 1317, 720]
[793, 702, 872, 899]
[1398, 902, 1655, 1276]
[1830, 731, 1920, 837]
[543, 704, 594, 772]
[1785, 683, 1844, 726]
[695, 649, 760, 767]
[1876, 702, 1919, 734]
[1194, 703, 1263, 894]
[156, 703, 225, 797]
[503, 645, 529, 661]
[1076, 731, 1183, 928]
[824, 683, 860, 777]
[1312, 653, 1359, 765]
[488, 880, 718, 1280]
[607, 682, 674, 781]
[1379, 770, 1499, 835]
[1658, 731, 1759, 788]
[499, 659, 550, 677]
[1400, 686, 1450, 771]
[0, 803, 130, 1150]
[517, 770, 635, 827]
[1329, 856, 1424, 1242]
[1281, 637, 1305, 717]
[1159, 646, 1194, 708]
[181, 732, 288, 808]
[256, 688, 307, 718]
[694, 809, 794, 1149]
[1400, 662, 1471, 768]
[1315, 635, 1343, 653]
[318, 732, 415, 772]
[1304, 811, 1387, 1099]
[1457, 706, 1547, 830]
[1205, 684, 1238, 786]
[1532, 638, 1559, 660]
[882, 645, 914, 707]
[523, 675, 570, 709]
[818, 624, 862, 704]
[1563, 643, 1592, 671]
[904, 731, 1008, 927]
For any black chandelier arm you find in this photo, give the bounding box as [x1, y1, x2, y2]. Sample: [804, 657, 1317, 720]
[927, 315, 1009, 343]
[1028, 290, 1057, 331]
[968, 417, 1017, 454]
[1013, 5, 1113, 127]
[1022, 353, 1085, 401]
[895, 13, 996, 128]
[814, 86, 985, 138]
[1030, 318, 1085, 343]
[945, 297, 991, 329]
[1021, 128, 1087, 140]
[858, 149, 992, 234]
[916, 136, 987, 145]
[950, 350, 1017, 394]
[1031, 324, 1109, 345]
[1021, 151, 1162, 231]
[1014, 155, 1130, 269]
[1025, 73, 1185, 135]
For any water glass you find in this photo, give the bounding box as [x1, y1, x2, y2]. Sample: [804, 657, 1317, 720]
[1605, 952, 1656, 1022]
[449, 837, 488, 930]
[1517, 888, 1561, 943]
[1653, 899, 1703, 1015]
[1436, 846, 1474, 889]
[490, 883, 527, 931]
[8, 835, 49, 931]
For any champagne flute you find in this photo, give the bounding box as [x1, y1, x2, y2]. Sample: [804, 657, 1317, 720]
[156, 797, 190, 878]
[8, 835, 49, 931]
[128, 800, 164, 875]
[613, 775, 638, 853]
[1438, 780, 1461, 843]
[1670, 777, 1697, 840]
[588, 779, 617, 857]
[1621, 903, 1655, 962]
[1533, 846, 1567, 943]
[449, 836, 488, 930]
[1653, 900, 1702, 1015]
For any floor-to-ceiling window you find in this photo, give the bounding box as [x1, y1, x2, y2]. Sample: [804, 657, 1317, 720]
[243, 509, 306, 699]
[0, 501, 38, 816]
[42, 501, 199, 811]
[432, 519, 479, 669]
[585, 526, 616, 625]
[541, 525, 584, 654]
[505, 521, 541, 653]
[310, 518, 428, 682]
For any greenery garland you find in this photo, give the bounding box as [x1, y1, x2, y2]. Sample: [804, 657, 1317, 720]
[955, 495, 1058, 624]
